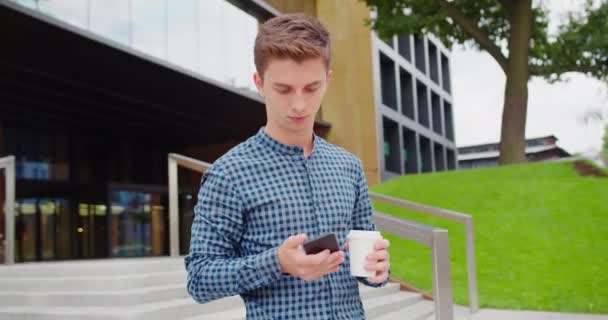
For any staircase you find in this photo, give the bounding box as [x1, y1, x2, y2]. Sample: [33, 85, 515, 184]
[0, 257, 444, 320]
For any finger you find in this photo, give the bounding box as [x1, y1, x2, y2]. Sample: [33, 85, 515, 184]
[343, 242, 349, 250]
[285, 233, 308, 249]
[367, 270, 389, 284]
[326, 251, 345, 264]
[365, 260, 389, 272]
[313, 254, 345, 279]
[366, 250, 389, 262]
[328, 256, 345, 268]
[324, 261, 343, 275]
[374, 238, 390, 250]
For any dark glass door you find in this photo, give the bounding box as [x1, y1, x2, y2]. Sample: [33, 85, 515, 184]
[14, 198, 68, 262]
[109, 189, 167, 257]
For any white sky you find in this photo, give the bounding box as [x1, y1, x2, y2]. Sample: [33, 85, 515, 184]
[451, 0, 607, 154]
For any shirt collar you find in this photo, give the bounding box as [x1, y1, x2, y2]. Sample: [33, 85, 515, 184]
[256, 127, 319, 157]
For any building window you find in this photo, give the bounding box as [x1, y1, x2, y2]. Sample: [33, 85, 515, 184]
[444, 101, 454, 141]
[428, 41, 439, 84]
[402, 127, 418, 174]
[383, 117, 401, 174]
[381, 35, 394, 48]
[109, 190, 166, 257]
[447, 149, 456, 170]
[89, 0, 130, 46]
[5, 127, 69, 181]
[397, 34, 411, 61]
[431, 92, 443, 135]
[400, 69, 415, 120]
[441, 53, 451, 93]
[167, 0, 198, 72]
[380, 53, 397, 111]
[38, 0, 87, 28]
[414, 35, 426, 74]
[434, 142, 445, 172]
[132, 0, 168, 59]
[419, 136, 432, 173]
[416, 81, 430, 128]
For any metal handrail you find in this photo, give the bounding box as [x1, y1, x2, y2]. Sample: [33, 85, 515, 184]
[168, 153, 455, 320]
[167, 153, 212, 257]
[369, 192, 479, 314]
[373, 211, 454, 320]
[0, 156, 16, 265]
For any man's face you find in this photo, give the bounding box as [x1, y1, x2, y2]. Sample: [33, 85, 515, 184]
[254, 57, 332, 134]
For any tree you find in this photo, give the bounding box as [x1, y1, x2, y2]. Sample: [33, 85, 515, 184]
[363, 0, 608, 164]
[584, 107, 608, 164]
[603, 124, 608, 165]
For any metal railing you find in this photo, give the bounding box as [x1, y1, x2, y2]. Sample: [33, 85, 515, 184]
[0, 156, 16, 265]
[167, 153, 212, 257]
[372, 211, 454, 319]
[369, 192, 479, 314]
[168, 153, 456, 320]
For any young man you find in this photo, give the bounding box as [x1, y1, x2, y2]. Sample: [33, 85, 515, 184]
[186, 14, 390, 319]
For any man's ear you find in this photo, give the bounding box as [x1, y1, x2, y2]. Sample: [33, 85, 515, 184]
[327, 69, 333, 86]
[253, 71, 264, 98]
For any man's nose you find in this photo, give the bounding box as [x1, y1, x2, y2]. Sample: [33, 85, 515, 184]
[291, 94, 307, 113]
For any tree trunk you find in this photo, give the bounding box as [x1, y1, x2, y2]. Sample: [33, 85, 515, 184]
[499, 0, 532, 165]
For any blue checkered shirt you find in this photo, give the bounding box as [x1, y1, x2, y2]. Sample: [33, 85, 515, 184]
[185, 128, 388, 319]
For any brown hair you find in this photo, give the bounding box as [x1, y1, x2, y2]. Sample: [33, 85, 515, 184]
[254, 14, 331, 77]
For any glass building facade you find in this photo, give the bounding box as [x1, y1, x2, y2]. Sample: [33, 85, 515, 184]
[1, 0, 271, 262]
[11, 0, 260, 92]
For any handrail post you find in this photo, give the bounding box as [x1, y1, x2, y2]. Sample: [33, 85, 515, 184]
[168, 156, 179, 257]
[465, 217, 479, 313]
[167, 153, 212, 258]
[432, 229, 453, 320]
[1, 156, 16, 265]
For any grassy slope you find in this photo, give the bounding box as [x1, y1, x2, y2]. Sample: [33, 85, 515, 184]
[370, 161, 608, 313]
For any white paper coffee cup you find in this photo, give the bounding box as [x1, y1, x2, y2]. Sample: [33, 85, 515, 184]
[347, 230, 382, 277]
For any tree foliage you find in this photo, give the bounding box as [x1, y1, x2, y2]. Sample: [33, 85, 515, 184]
[363, 0, 608, 83]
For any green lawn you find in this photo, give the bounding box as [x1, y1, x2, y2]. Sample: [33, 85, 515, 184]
[370, 161, 608, 314]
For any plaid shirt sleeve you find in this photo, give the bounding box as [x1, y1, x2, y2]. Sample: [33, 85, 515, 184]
[185, 167, 284, 304]
[352, 159, 391, 288]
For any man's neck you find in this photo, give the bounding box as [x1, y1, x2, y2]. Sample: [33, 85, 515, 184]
[264, 125, 314, 157]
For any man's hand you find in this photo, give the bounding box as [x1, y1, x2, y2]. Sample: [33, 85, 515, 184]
[278, 234, 345, 281]
[345, 238, 390, 284]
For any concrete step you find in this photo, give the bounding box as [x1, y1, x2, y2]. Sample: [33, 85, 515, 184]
[183, 308, 246, 320]
[0, 274, 400, 308]
[360, 282, 402, 300]
[129, 297, 243, 320]
[374, 299, 435, 320]
[0, 285, 423, 320]
[0, 257, 184, 277]
[0, 271, 185, 292]
[132, 284, 406, 320]
[0, 296, 242, 320]
[363, 290, 423, 319]
[180, 283, 404, 320]
[0, 256, 432, 320]
[0, 284, 188, 307]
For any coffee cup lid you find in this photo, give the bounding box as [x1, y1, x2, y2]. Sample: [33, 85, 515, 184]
[347, 230, 381, 240]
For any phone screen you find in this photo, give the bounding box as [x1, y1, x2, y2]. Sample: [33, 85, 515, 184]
[303, 233, 340, 255]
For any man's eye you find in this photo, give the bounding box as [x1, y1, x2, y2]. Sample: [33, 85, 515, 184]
[277, 88, 290, 94]
[306, 87, 319, 93]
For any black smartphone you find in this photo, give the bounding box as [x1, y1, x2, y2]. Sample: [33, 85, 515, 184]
[303, 233, 340, 255]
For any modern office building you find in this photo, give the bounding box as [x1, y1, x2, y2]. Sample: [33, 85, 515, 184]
[0, 0, 456, 263]
[458, 135, 571, 169]
[373, 32, 456, 181]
